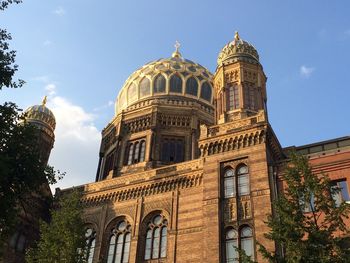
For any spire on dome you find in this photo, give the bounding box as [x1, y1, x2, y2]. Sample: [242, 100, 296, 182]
[42, 96, 47, 106]
[234, 31, 240, 41]
[172, 40, 182, 58]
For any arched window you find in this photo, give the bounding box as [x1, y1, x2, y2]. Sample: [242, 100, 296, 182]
[153, 74, 166, 94]
[85, 228, 96, 263]
[9, 231, 26, 252]
[227, 85, 239, 110]
[224, 168, 235, 198]
[128, 83, 137, 103]
[133, 142, 140, 163]
[161, 137, 184, 163]
[107, 220, 131, 263]
[125, 138, 146, 165]
[140, 78, 151, 98]
[144, 215, 168, 260]
[127, 143, 133, 165]
[200, 82, 212, 102]
[240, 226, 254, 260]
[237, 165, 249, 196]
[225, 228, 238, 263]
[139, 140, 146, 162]
[169, 74, 182, 93]
[185, 77, 198, 96]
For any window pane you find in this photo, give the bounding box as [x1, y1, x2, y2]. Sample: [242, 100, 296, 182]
[139, 141, 146, 162]
[200, 82, 212, 102]
[160, 226, 167, 258]
[140, 78, 150, 98]
[152, 228, 160, 259]
[169, 140, 175, 162]
[133, 142, 139, 163]
[175, 140, 184, 162]
[145, 230, 152, 260]
[115, 234, 124, 263]
[162, 139, 169, 162]
[122, 233, 131, 263]
[241, 237, 254, 260]
[127, 143, 133, 165]
[224, 177, 235, 198]
[153, 74, 166, 93]
[185, 77, 198, 96]
[88, 239, 95, 263]
[170, 74, 182, 93]
[340, 180, 350, 201]
[107, 236, 116, 263]
[128, 83, 137, 103]
[226, 240, 238, 263]
[238, 174, 249, 196]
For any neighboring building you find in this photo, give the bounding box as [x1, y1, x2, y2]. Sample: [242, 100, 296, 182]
[2, 98, 56, 263]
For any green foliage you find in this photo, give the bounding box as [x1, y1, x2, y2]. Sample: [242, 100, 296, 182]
[0, 103, 63, 250]
[0, 0, 24, 89]
[26, 190, 88, 263]
[259, 152, 350, 263]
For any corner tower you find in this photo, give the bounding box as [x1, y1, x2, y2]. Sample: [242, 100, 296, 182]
[214, 32, 267, 124]
[24, 96, 56, 165]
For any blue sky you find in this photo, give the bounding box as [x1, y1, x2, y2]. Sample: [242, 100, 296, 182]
[1, 0, 350, 189]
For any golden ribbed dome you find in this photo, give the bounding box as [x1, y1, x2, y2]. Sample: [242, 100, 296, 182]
[217, 32, 259, 66]
[24, 96, 56, 131]
[115, 43, 214, 114]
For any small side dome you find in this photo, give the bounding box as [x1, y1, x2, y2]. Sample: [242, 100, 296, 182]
[217, 32, 259, 66]
[24, 96, 56, 131]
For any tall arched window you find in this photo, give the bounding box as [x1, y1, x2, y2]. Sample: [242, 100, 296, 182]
[240, 226, 254, 261]
[200, 82, 212, 102]
[125, 138, 146, 165]
[85, 228, 96, 263]
[140, 78, 151, 98]
[161, 137, 184, 163]
[133, 142, 140, 163]
[185, 77, 198, 96]
[128, 83, 137, 104]
[107, 220, 131, 263]
[144, 215, 168, 260]
[237, 165, 249, 196]
[169, 74, 182, 93]
[227, 85, 239, 110]
[127, 143, 134, 165]
[139, 140, 146, 162]
[153, 74, 166, 94]
[225, 228, 238, 263]
[224, 168, 235, 198]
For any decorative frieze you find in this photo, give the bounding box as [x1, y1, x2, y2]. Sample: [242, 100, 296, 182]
[199, 129, 266, 157]
[81, 173, 203, 206]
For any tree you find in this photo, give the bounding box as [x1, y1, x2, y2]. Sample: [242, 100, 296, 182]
[26, 190, 88, 263]
[259, 152, 350, 263]
[0, 0, 24, 89]
[0, 103, 62, 248]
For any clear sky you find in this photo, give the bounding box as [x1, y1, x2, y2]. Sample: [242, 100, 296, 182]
[1, 0, 350, 190]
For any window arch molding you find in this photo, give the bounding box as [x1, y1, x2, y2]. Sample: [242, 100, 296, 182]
[103, 216, 134, 263]
[139, 210, 170, 261]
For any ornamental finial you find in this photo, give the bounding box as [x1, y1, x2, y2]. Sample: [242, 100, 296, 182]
[42, 95, 47, 106]
[234, 31, 240, 41]
[172, 40, 182, 58]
